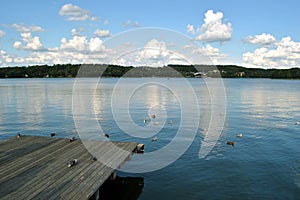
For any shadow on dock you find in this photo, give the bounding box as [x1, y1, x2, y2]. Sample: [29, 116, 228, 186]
[90, 176, 144, 200]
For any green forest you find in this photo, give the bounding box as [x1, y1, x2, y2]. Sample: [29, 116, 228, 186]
[0, 64, 300, 79]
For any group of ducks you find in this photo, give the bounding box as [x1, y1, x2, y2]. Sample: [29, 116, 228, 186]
[144, 115, 173, 142]
[143, 114, 173, 142]
[227, 121, 299, 147]
[226, 133, 243, 147]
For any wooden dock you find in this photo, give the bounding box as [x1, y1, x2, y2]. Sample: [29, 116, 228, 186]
[0, 135, 139, 200]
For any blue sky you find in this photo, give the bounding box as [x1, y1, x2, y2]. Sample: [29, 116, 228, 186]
[0, 0, 299, 68]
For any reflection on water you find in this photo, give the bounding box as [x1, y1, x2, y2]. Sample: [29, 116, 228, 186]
[0, 79, 76, 139]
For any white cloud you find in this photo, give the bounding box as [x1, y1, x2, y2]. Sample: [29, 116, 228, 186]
[12, 24, 44, 33]
[113, 39, 205, 67]
[0, 50, 13, 65]
[195, 10, 232, 43]
[185, 44, 226, 64]
[122, 20, 140, 28]
[112, 39, 171, 67]
[59, 3, 99, 21]
[243, 36, 300, 69]
[0, 30, 5, 38]
[12, 23, 44, 33]
[13, 33, 43, 50]
[1, 28, 113, 66]
[187, 24, 195, 34]
[135, 39, 170, 66]
[244, 33, 277, 46]
[71, 28, 85, 36]
[94, 29, 111, 38]
[55, 35, 106, 53]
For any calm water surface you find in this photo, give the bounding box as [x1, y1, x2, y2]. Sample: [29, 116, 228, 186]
[1, 78, 300, 199]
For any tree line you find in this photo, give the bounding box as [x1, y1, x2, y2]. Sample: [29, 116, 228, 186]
[0, 64, 300, 79]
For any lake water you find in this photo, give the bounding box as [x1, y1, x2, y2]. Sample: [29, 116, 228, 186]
[1, 78, 300, 199]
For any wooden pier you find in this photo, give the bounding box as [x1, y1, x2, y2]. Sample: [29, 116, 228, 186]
[0, 135, 139, 199]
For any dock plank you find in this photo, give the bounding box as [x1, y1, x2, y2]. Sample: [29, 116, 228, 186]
[0, 136, 138, 200]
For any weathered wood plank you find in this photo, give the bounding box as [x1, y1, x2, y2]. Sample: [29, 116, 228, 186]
[49, 141, 126, 200]
[67, 142, 136, 199]
[0, 136, 138, 200]
[0, 136, 56, 164]
[19, 141, 87, 199]
[0, 138, 66, 181]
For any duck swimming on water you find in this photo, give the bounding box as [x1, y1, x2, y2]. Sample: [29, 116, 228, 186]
[226, 141, 234, 146]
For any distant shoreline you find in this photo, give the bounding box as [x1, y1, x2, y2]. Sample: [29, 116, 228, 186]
[1, 64, 300, 79]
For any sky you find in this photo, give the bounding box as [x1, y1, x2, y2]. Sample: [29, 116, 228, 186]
[0, 0, 300, 68]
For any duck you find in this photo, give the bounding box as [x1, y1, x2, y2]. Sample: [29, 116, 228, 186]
[69, 137, 77, 142]
[144, 119, 147, 123]
[236, 133, 243, 138]
[68, 159, 78, 167]
[17, 133, 22, 138]
[151, 137, 158, 141]
[151, 114, 156, 119]
[226, 141, 234, 146]
[104, 133, 110, 138]
[91, 156, 97, 162]
[50, 133, 56, 137]
[295, 122, 300, 125]
[167, 120, 173, 124]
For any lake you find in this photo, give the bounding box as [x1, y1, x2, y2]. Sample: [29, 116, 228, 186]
[1, 78, 300, 199]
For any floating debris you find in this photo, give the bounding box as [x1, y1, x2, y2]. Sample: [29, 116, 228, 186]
[151, 137, 158, 141]
[153, 122, 159, 125]
[167, 120, 173, 124]
[68, 159, 78, 167]
[104, 133, 110, 138]
[50, 133, 56, 137]
[69, 137, 77, 142]
[237, 133, 243, 138]
[226, 141, 234, 146]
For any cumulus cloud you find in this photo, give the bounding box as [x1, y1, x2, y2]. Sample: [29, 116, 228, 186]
[13, 33, 43, 50]
[0, 30, 5, 38]
[12, 23, 44, 33]
[94, 29, 111, 38]
[11, 50, 108, 66]
[111, 39, 172, 67]
[243, 36, 300, 68]
[113, 39, 218, 67]
[0, 50, 13, 65]
[187, 24, 195, 34]
[59, 3, 99, 21]
[195, 10, 232, 43]
[71, 28, 86, 36]
[184, 44, 226, 64]
[139, 39, 169, 59]
[1, 28, 114, 66]
[54, 35, 106, 53]
[244, 33, 277, 46]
